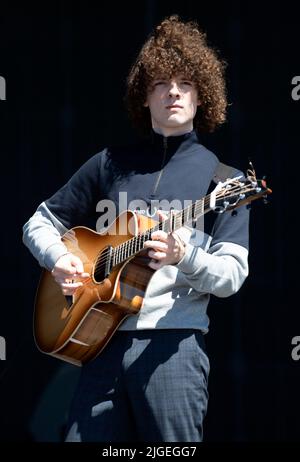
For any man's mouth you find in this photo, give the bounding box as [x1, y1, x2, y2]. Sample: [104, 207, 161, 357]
[166, 104, 183, 109]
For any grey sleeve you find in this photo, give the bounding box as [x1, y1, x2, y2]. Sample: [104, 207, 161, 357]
[22, 202, 70, 271]
[175, 240, 249, 298]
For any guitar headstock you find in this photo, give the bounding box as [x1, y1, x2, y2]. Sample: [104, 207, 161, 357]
[213, 163, 272, 213]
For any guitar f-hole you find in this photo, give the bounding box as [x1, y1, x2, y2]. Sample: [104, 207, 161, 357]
[65, 295, 73, 308]
[93, 245, 113, 283]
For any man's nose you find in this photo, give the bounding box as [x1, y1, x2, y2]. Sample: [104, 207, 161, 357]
[168, 82, 180, 97]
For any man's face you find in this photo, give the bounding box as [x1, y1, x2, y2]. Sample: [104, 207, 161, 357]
[144, 75, 200, 136]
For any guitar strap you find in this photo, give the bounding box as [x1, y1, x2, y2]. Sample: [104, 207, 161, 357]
[196, 161, 237, 235]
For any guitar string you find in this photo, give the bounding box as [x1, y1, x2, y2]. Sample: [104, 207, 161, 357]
[92, 182, 253, 269]
[93, 196, 207, 272]
[69, 182, 256, 287]
[87, 182, 254, 278]
[72, 199, 206, 287]
[91, 184, 251, 277]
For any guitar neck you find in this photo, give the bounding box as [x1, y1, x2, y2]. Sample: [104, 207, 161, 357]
[96, 170, 271, 274]
[113, 195, 211, 267]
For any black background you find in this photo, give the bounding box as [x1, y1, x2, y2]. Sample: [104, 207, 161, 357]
[0, 1, 299, 442]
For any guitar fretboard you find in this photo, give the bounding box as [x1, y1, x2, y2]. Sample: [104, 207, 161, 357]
[110, 195, 209, 267]
[92, 174, 261, 279]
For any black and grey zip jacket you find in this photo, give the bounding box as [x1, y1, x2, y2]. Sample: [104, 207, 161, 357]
[23, 130, 249, 332]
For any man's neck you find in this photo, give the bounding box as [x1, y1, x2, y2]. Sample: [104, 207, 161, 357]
[152, 126, 193, 137]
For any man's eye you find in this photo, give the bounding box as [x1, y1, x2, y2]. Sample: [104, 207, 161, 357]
[181, 81, 192, 86]
[154, 81, 165, 86]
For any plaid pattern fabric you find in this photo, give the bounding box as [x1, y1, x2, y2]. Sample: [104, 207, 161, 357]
[65, 329, 209, 442]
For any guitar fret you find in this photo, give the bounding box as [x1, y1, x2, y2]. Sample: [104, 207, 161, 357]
[133, 236, 136, 253]
[176, 213, 182, 230]
[137, 234, 142, 253]
[139, 234, 142, 251]
[172, 214, 177, 230]
[130, 238, 134, 255]
[162, 220, 167, 233]
[187, 205, 192, 222]
[139, 234, 144, 250]
[191, 202, 196, 220]
[195, 199, 204, 218]
[171, 214, 175, 231]
[127, 239, 131, 258]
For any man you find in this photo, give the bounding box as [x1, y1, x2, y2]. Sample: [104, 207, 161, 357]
[23, 15, 249, 442]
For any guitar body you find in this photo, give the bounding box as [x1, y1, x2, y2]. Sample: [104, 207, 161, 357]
[34, 211, 156, 366]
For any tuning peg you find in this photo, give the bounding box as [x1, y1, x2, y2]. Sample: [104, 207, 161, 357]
[231, 210, 238, 217]
[246, 203, 252, 210]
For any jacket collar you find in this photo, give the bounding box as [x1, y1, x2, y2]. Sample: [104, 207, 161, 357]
[150, 129, 199, 154]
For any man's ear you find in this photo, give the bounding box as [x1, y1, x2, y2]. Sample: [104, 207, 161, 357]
[197, 100, 201, 106]
[144, 101, 149, 107]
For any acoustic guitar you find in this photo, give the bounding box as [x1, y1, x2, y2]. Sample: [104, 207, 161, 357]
[34, 168, 271, 366]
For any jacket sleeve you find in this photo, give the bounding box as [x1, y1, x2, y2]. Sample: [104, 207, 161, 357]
[22, 151, 104, 271]
[22, 202, 70, 271]
[175, 202, 250, 298]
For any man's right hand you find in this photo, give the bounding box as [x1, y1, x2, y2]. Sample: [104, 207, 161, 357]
[51, 253, 90, 295]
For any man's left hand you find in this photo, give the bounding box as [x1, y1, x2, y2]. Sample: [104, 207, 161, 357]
[144, 230, 186, 270]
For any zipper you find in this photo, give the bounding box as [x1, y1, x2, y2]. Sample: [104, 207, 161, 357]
[150, 137, 167, 197]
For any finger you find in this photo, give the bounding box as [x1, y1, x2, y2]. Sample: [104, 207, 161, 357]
[62, 287, 78, 296]
[148, 259, 163, 270]
[71, 256, 85, 274]
[156, 209, 169, 219]
[61, 281, 84, 290]
[71, 272, 90, 279]
[52, 271, 74, 281]
[79, 272, 90, 279]
[150, 230, 169, 242]
[148, 250, 166, 260]
[144, 240, 168, 251]
[53, 266, 77, 276]
[53, 271, 90, 282]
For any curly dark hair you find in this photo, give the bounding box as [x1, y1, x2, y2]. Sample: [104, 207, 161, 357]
[125, 15, 227, 135]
